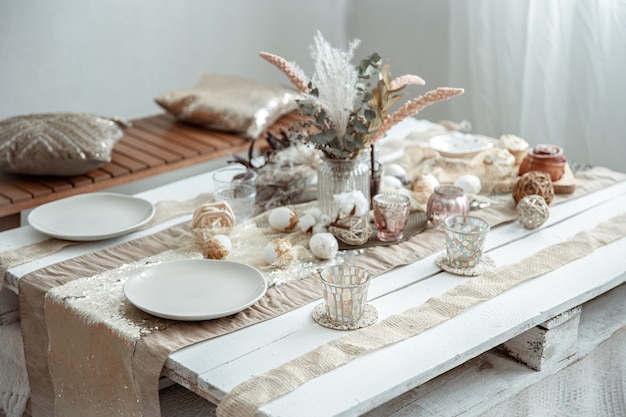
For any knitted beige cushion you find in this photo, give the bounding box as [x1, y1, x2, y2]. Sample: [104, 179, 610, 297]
[0, 112, 128, 176]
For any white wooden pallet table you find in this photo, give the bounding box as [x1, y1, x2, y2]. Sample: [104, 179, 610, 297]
[2, 173, 625, 417]
[162, 181, 626, 417]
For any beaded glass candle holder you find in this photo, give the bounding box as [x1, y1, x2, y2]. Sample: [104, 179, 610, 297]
[442, 215, 490, 269]
[315, 265, 376, 329]
[372, 193, 411, 242]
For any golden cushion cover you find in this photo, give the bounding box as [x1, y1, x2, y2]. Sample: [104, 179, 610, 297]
[154, 73, 299, 139]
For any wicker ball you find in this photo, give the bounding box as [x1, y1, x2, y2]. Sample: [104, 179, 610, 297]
[512, 171, 554, 205]
[516, 195, 550, 229]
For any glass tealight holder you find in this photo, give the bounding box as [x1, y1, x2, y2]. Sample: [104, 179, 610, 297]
[319, 265, 372, 326]
[443, 215, 490, 269]
[372, 193, 411, 242]
[426, 185, 470, 227]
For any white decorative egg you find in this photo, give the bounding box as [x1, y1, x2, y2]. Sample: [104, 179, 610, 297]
[384, 163, 409, 184]
[309, 233, 339, 260]
[201, 234, 232, 260]
[454, 174, 482, 195]
[268, 207, 298, 232]
[381, 175, 404, 190]
[263, 238, 293, 264]
[412, 174, 440, 194]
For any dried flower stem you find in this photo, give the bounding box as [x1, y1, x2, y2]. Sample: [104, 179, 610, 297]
[259, 52, 310, 93]
[371, 87, 464, 142]
[390, 74, 425, 90]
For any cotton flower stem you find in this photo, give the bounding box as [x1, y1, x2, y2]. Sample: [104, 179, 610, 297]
[259, 52, 310, 93]
[371, 87, 464, 142]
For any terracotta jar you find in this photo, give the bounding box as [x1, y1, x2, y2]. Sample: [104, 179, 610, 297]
[518, 144, 567, 181]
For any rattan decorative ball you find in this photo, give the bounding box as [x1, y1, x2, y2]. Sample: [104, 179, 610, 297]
[512, 171, 554, 205]
[516, 194, 550, 229]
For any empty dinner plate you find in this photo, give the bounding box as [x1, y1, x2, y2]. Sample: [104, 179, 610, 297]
[123, 259, 268, 321]
[429, 132, 493, 158]
[27, 192, 155, 241]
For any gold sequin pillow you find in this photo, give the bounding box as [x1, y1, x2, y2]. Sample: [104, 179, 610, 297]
[0, 113, 128, 176]
[154, 73, 299, 139]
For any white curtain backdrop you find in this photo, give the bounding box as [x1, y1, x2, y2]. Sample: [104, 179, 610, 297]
[447, 0, 626, 172]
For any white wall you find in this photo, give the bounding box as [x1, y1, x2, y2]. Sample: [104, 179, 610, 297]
[0, 0, 454, 122]
[1, 1, 624, 171]
[0, 0, 350, 120]
[345, 0, 452, 122]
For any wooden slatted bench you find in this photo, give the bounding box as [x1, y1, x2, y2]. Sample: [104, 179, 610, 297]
[0, 112, 300, 231]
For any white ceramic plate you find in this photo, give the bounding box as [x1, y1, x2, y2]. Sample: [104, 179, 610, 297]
[28, 192, 155, 241]
[123, 259, 268, 321]
[429, 132, 493, 158]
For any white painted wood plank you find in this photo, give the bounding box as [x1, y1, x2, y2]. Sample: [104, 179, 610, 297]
[500, 307, 580, 370]
[173, 190, 626, 415]
[364, 282, 626, 417]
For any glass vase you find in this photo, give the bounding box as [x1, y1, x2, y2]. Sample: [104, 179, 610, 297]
[317, 155, 371, 218]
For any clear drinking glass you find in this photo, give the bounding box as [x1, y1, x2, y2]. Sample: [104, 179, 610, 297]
[212, 165, 257, 224]
[319, 265, 372, 326]
[372, 193, 411, 242]
[426, 185, 470, 227]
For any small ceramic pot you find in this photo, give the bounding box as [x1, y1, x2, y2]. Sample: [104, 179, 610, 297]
[518, 144, 567, 181]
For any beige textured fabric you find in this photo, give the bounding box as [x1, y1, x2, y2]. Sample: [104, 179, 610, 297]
[44, 255, 324, 417]
[0, 193, 214, 293]
[216, 211, 626, 417]
[0, 239, 78, 291]
[18, 224, 192, 416]
[0, 113, 127, 176]
[146, 193, 213, 228]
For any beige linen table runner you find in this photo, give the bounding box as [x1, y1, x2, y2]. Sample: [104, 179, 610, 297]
[4, 167, 624, 417]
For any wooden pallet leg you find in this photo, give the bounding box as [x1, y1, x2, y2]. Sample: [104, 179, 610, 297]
[500, 306, 582, 371]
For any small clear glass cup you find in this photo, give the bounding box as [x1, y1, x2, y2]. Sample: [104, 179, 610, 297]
[443, 215, 490, 269]
[319, 265, 372, 326]
[372, 193, 411, 242]
[426, 185, 470, 227]
[212, 165, 257, 224]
